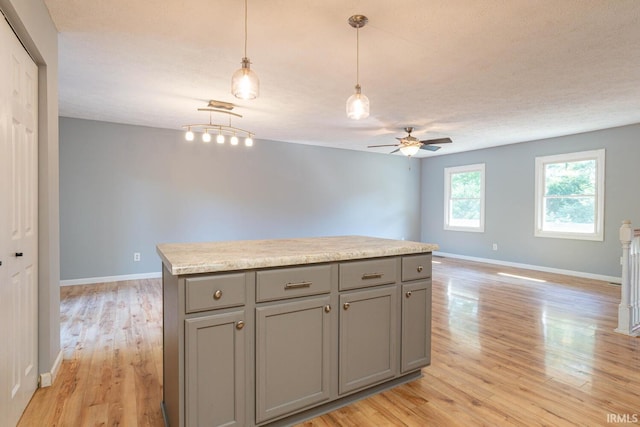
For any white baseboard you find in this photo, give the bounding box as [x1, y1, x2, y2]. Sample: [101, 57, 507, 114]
[434, 251, 621, 284]
[60, 271, 162, 287]
[59, 255, 622, 286]
[39, 349, 63, 388]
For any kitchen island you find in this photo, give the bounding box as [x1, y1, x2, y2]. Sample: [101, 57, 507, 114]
[157, 236, 438, 427]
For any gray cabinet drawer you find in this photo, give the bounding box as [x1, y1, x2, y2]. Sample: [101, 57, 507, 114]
[402, 254, 432, 282]
[256, 264, 331, 302]
[339, 257, 397, 290]
[185, 273, 246, 313]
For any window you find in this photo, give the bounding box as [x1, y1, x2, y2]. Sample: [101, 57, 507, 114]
[444, 163, 485, 232]
[534, 149, 605, 241]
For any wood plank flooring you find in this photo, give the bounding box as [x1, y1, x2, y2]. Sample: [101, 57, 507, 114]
[18, 279, 165, 426]
[19, 258, 640, 426]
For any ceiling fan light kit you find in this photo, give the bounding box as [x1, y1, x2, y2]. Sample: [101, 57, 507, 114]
[346, 15, 370, 120]
[367, 127, 453, 157]
[399, 144, 421, 157]
[231, 0, 259, 99]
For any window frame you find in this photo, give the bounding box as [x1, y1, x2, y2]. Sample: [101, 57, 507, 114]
[534, 149, 605, 241]
[443, 163, 486, 233]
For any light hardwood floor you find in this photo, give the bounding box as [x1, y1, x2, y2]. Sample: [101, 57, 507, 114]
[19, 258, 640, 426]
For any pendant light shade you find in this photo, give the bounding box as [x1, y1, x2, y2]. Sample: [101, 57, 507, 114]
[346, 84, 370, 120]
[346, 15, 369, 120]
[232, 58, 259, 99]
[232, 0, 259, 99]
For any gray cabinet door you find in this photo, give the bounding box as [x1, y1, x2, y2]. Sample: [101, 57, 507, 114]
[185, 311, 245, 427]
[401, 280, 432, 373]
[256, 296, 332, 423]
[339, 286, 398, 395]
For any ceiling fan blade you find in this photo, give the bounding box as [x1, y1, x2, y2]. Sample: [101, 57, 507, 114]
[419, 144, 441, 151]
[390, 148, 400, 154]
[368, 143, 400, 148]
[420, 137, 452, 145]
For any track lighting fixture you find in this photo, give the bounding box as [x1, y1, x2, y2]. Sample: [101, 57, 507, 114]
[182, 100, 255, 147]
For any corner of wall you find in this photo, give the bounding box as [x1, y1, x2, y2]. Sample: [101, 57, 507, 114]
[38, 349, 63, 388]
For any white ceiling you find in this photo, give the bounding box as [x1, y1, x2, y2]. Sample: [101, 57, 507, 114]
[43, 0, 640, 157]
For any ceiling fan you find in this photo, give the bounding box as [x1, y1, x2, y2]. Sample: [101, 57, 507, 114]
[368, 127, 452, 156]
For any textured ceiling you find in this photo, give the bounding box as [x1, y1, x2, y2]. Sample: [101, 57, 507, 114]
[43, 0, 640, 157]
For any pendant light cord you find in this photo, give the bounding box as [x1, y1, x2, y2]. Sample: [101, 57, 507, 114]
[244, 0, 248, 58]
[356, 26, 360, 85]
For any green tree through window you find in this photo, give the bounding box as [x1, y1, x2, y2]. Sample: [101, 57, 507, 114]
[535, 149, 604, 240]
[451, 170, 481, 223]
[544, 160, 596, 230]
[444, 164, 485, 232]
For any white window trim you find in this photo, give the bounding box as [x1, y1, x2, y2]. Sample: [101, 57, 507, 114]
[444, 163, 485, 233]
[534, 149, 605, 241]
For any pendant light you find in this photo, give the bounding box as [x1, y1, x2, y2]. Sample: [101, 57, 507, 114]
[346, 15, 369, 120]
[231, 0, 259, 99]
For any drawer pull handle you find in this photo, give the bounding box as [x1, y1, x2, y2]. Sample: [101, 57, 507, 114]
[406, 291, 412, 298]
[236, 321, 245, 330]
[213, 290, 223, 300]
[417, 266, 423, 273]
[284, 281, 312, 290]
[361, 272, 383, 280]
[343, 302, 350, 310]
[324, 305, 331, 313]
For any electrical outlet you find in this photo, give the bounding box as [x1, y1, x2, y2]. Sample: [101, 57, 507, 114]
[134, 252, 141, 262]
[492, 243, 498, 251]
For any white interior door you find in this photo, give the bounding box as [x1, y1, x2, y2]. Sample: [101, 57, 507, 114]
[0, 16, 38, 427]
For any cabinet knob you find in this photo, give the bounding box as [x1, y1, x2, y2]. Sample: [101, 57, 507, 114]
[343, 302, 350, 310]
[236, 321, 245, 330]
[324, 305, 331, 313]
[15, 252, 24, 257]
[417, 265, 423, 272]
[406, 291, 412, 298]
[213, 290, 223, 300]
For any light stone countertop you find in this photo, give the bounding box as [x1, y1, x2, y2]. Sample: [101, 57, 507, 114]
[157, 235, 439, 276]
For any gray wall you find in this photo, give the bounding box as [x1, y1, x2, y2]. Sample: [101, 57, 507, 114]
[59, 117, 421, 280]
[1, 0, 61, 378]
[420, 123, 640, 278]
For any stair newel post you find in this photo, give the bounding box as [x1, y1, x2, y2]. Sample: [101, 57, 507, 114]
[616, 220, 633, 334]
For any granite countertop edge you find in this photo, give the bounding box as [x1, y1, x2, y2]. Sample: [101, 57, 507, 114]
[157, 236, 439, 276]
